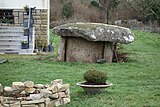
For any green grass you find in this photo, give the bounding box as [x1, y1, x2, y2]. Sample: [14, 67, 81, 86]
[0, 30, 160, 107]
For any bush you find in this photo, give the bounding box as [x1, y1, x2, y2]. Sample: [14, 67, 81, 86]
[90, 1, 100, 8]
[35, 35, 48, 51]
[62, 2, 74, 19]
[84, 69, 107, 85]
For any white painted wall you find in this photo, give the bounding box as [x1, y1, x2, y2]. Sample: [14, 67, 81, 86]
[0, 0, 49, 9]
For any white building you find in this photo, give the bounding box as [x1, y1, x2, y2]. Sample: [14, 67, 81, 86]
[0, 0, 50, 54]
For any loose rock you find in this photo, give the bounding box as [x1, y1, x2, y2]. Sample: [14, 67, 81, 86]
[25, 88, 35, 94]
[12, 82, 24, 89]
[63, 97, 70, 105]
[29, 94, 43, 100]
[34, 84, 44, 89]
[24, 81, 34, 88]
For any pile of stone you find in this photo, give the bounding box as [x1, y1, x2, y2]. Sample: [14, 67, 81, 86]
[0, 79, 70, 107]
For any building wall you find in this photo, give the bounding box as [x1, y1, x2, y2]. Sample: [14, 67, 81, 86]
[0, 0, 50, 44]
[0, 9, 48, 40]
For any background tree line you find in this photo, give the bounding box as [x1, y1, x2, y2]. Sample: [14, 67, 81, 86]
[50, 0, 160, 27]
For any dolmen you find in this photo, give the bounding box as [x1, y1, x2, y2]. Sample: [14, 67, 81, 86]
[53, 22, 134, 63]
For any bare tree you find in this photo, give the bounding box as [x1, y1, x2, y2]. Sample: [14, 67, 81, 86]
[98, 0, 119, 23]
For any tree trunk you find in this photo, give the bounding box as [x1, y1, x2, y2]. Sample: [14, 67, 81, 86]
[99, 0, 110, 24]
[99, 0, 107, 23]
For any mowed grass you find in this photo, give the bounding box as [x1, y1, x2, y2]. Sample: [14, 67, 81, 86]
[0, 30, 160, 107]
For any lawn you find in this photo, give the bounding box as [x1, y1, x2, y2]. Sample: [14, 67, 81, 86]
[0, 30, 160, 107]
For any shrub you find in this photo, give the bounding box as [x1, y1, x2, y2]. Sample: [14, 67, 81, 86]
[90, 1, 100, 9]
[21, 40, 28, 44]
[84, 69, 107, 85]
[62, 2, 74, 19]
[35, 35, 48, 51]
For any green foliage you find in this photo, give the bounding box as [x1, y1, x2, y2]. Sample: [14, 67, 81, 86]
[23, 5, 29, 13]
[90, 1, 100, 8]
[21, 40, 28, 44]
[84, 69, 107, 85]
[143, 0, 160, 23]
[35, 35, 48, 51]
[62, 2, 74, 19]
[126, 0, 160, 25]
[110, 0, 120, 9]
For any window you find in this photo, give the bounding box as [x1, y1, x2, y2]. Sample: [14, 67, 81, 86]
[0, 9, 14, 24]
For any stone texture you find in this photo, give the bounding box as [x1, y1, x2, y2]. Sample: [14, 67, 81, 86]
[59, 84, 70, 92]
[65, 88, 70, 96]
[53, 23, 133, 63]
[53, 22, 134, 44]
[55, 99, 63, 107]
[14, 17, 19, 24]
[22, 105, 38, 107]
[40, 89, 53, 98]
[57, 37, 67, 61]
[47, 100, 54, 107]
[4, 86, 13, 92]
[21, 99, 45, 105]
[66, 37, 104, 63]
[24, 81, 34, 88]
[51, 93, 59, 99]
[25, 88, 35, 94]
[10, 102, 21, 107]
[48, 83, 69, 94]
[20, 91, 27, 95]
[104, 42, 113, 63]
[51, 79, 63, 85]
[0, 80, 70, 107]
[13, 12, 18, 17]
[63, 97, 70, 105]
[34, 84, 44, 89]
[29, 94, 43, 100]
[58, 92, 67, 98]
[19, 12, 24, 24]
[12, 82, 25, 89]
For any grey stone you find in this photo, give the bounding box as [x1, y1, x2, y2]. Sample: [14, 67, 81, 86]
[21, 98, 45, 105]
[25, 88, 35, 94]
[0, 59, 8, 64]
[55, 99, 63, 107]
[20, 91, 27, 95]
[34, 84, 44, 89]
[22, 104, 38, 107]
[65, 88, 70, 96]
[96, 59, 106, 64]
[51, 93, 59, 99]
[59, 84, 70, 92]
[44, 98, 50, 105]
[4, 86, 13, 92]
[29, 94, 43, 100]
[47, 85, 58, 94]
[63, 97, 70, 105]
[51, 79, 63, 85]
[53, 22, 134, 44]
[58, 92, 67, 98]
[10, 102, 21, 107]
[40, 89, 53, 98]
[12, 82, 25, 89]
[24, 81, 34, 88]
[19, 12, 23, 24]
[46, 100, 54, 107]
